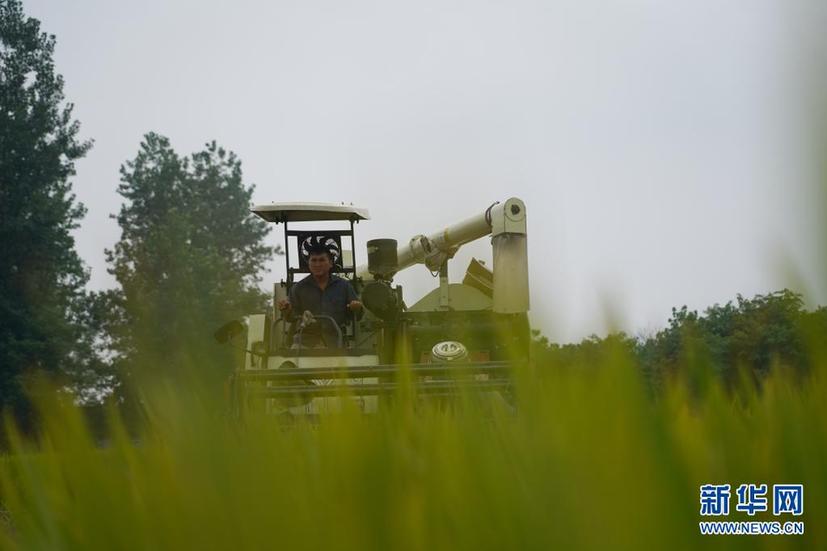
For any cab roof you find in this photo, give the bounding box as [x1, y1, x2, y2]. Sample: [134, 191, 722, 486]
[251, 202, 370, 223]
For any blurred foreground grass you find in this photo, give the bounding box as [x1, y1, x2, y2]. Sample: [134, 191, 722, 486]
[0, 341, 825, 550]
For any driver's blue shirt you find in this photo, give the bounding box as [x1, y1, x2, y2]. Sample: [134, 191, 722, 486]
[287, 274, 362, 346]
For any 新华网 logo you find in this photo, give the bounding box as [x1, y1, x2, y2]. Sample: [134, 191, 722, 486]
[698, 483, 804, 536]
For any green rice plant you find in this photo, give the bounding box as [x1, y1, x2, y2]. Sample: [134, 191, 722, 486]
[0, 335, 824, 550]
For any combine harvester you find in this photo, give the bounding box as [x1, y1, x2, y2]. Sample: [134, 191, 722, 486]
[222, 198, 530, 417]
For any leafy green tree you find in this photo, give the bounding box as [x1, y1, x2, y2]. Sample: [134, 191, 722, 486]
[0, 0, 96, 422]
[105, 133, 276, 384]
[638, 289, 819, 390]
[532, 289, 824, 394]
[531, 330, 637, 372]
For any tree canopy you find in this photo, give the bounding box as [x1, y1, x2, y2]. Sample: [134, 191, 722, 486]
[0, 0, 96, 422]
[532, 289, 827, 393]
[102, 133, 276, 383]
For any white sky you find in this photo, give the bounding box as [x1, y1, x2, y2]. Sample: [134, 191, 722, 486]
[26, 0, 826, 342]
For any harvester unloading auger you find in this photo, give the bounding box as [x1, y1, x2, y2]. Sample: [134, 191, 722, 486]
[220, 198, 530, 416]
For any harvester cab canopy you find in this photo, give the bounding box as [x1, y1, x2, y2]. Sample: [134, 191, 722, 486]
[251, 202, 369, 280]
[251, 202, 370, 223]
[250, 202, 370, 352]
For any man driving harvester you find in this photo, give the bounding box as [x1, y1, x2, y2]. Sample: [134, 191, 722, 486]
[277, 242, 363, 348]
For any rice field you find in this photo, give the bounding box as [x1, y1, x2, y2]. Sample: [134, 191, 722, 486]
[0, 336, 824, 550]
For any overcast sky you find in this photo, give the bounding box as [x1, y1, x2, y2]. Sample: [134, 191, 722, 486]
[25, 0, 826, 342]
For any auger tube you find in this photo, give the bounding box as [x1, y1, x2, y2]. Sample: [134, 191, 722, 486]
[356, 197, 529, 314]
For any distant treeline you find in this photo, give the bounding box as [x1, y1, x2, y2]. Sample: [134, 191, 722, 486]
[532, 289, 827, 392]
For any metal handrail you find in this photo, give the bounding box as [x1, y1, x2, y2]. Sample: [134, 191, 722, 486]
[247, 378, 512, 399]
[236, 360, 525, 381]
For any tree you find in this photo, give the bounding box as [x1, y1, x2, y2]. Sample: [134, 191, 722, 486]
[104, 133, 276, 384]
[638, 289, 817, 390]
[0, 0, 95, 422]
[531, 289, 824, 395]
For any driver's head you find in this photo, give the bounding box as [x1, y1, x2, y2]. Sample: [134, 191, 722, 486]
[307, 246, 334, 277]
